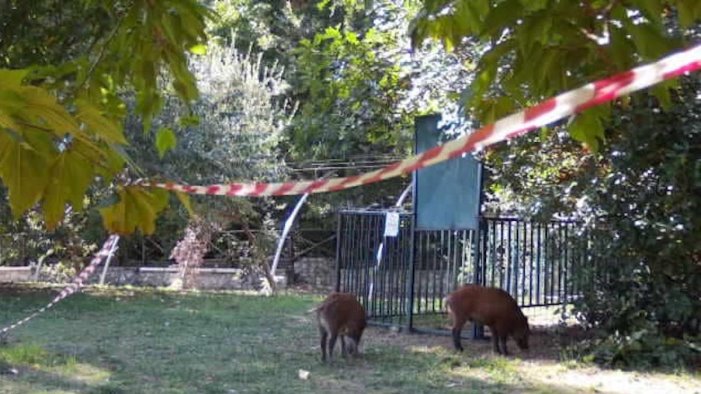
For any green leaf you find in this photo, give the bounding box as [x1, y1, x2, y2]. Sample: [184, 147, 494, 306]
[0, 129, 55, 217]
[626, 22, 673, 60]
[651, 80, 677, 110]
[0, 69, 29, 88]
[41, 149, 94, 229]
[175, 191, 194, 216]
[632, 0, 663, 24]
[99, 186, 169, 235]
[519, 0, 548, 11]
[189, 44, 207, 55]
[178, 114, 200, 127]
[481, 0, 523, 37]
[155, 127, 177, 158]
[677, 0, 701, 28]
[75, 99, 127, 144]
[569, 105, 610, 152]
[16, 86, 81, 137]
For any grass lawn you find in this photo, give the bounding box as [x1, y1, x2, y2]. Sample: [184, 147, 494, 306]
[0, 285, 699, 394]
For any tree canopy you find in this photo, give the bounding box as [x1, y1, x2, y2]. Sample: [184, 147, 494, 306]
[0, 0, 213, 233]
[411, 0, 701, 150]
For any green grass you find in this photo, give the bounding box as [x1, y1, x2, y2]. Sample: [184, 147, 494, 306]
[0, 286, 698, 394]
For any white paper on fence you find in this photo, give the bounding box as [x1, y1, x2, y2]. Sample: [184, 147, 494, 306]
[384, 212, 400, 237]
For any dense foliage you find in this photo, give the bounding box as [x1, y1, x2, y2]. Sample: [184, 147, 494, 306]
[568, 78, 701, 368]
[410, 0, 701, 368]
[411, 0, 701, 150]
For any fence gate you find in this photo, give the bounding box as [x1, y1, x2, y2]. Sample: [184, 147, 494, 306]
[335, 210, 587, 333]
[335, 209, 478, 329]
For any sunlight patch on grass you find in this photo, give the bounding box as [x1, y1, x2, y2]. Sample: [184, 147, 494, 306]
[0, 343, 49, 366]
[0, 342, 111, 389]
[448, 355, 522, 385]
[408, 344, 446, 354]
[49, 359, 111, 385]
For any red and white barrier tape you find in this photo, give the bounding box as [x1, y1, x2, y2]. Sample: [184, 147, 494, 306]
[146, 43, 699, 197]
[0, 235, 120, 337]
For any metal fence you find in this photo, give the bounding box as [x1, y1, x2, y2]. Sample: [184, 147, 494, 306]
[335, 209, 587, 330]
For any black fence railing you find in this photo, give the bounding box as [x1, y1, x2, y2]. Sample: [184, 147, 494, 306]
[479, 217, 587, 308]
[335, 209, 588, 330]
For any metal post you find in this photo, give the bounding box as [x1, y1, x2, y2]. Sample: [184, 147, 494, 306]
[405, 213, 416, 332]
[334, 212, 343, 292]
[472, 217, 485, 339]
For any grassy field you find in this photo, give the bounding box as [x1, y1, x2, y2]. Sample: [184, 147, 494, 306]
[0, 285, 699, 394]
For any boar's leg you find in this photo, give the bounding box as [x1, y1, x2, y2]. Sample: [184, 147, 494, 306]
[320, 328, 328, 362]
[500, 335, 509, 356]
[450, 315, 467, 351]
[490, 327, 502, 354]
[328, 333, 338, 361]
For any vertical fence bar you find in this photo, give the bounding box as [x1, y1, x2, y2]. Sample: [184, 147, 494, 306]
[335, 212, 343, 292]
[368, 214, 375, 311]
[352, 213, 360, 295]
[509, 222, 521, 300]
[535, 223, 541, 304]
[547, 222, 554, 305]
[563, 222, 570, 304]
[558, 222, 565, 305]
[489, 219, 496, 287]
[348, 214, 356, 295]
[472, 219, 486, 339]
[519, 221, 531, 305]
[441, 231, 448, 311]
[529, 221, 535, 306]
[424, 232, 430, 313]
[499, 220, 504, 288]
[506, 220, 512, 293]
[432, 232, 439, 313]
[481, 220, 488, 285]
[399, 215, 409, 325]
[405, 213, 416, 331]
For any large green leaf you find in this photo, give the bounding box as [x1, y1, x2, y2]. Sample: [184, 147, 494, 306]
[99, 186, 169, 235]
[0, 129, 55, 217]
[0, 69, 29, 88]
[15, 86, 81, 137]
[41, 148, 94, 229]
[569, 105, 610, 152]
[75, 98, 127, 144]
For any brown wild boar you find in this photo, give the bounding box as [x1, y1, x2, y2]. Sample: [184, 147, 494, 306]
[445, 284, 530, 355]
[312, 292, 367, 362]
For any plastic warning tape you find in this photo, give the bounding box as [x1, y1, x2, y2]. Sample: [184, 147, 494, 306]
[0, 235, 120, 336]
[149, 43, 701, 197]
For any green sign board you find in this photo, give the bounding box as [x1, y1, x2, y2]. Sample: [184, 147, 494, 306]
[414, 114, 482, 230]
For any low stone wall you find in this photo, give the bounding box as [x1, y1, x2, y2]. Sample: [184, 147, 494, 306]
[0, 266, 287, 291]
[0, 266, 32, 282]
[292, 257, 334, 290]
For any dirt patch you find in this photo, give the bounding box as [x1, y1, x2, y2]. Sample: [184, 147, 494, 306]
[361, 326, 701, 394]
[364, 324, 580, 360]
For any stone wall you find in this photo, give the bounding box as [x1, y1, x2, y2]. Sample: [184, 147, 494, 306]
[291, 257, 334, 290]
[0, 266, 287, 291]
[0, 267, 32, 282]
[1, 258, 340, 291]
